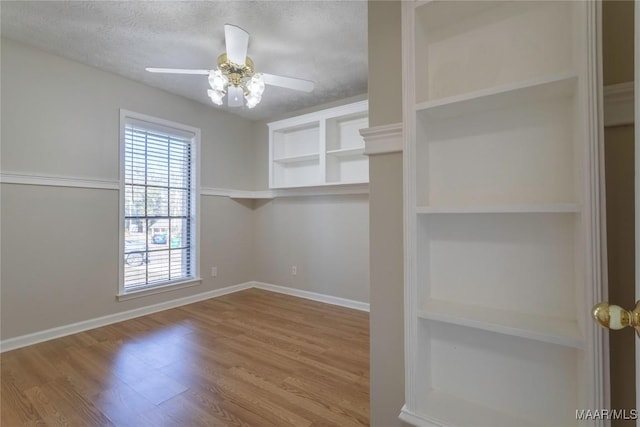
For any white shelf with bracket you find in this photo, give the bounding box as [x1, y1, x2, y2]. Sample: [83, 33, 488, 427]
[268, 100, 368, 189]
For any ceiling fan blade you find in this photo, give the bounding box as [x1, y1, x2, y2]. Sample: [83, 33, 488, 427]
[262, 73, 315, 92]
[146, 68, 210, 75]
[224, 24, 249, 65]
[227, 86, 244, 107]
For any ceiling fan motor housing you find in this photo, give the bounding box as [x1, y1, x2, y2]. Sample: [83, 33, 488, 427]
[217, 53, 254, 87]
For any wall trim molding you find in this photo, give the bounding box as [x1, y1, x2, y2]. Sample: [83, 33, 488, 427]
[360, 122, 403, 155]
[603, 81, 634, 127]
[269, 183, 369, 198]
[0, 281, 368, 352]
[0, 172, 120, 190]
[0, 174, 367, 199]
[202, 184, 369, 198]
[253, 281, 370, 312]
[200, 187, 273, 199]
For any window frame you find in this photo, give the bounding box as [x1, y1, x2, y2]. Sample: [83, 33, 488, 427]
[118, 109, 201, 299]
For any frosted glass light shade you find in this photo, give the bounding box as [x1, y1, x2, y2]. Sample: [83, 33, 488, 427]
[208, 70, 228, 92]
[245, 93, 262, 109]
[207, 89, 225, 106]
[247, 73, 265, 96]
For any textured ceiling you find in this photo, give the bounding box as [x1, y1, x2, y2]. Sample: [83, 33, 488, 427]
[0, 1, 368, 121]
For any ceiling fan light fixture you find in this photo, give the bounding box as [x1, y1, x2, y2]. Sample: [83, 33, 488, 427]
[246, 73, 265, 96]
[208, 69, 228, 92]
[147, 25, 314, 110]
[207, 88, 225, 106]
[245, 93, 262, 109]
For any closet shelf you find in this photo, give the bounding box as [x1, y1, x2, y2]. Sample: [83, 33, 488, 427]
[415, 72, 578, 122]
[418, 299, 583, 349]
[272, 153, 320, 164]
[415, 203, 581, 214]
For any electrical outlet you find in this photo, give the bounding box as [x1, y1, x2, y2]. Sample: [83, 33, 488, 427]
[211, 267, 218, 277]
[291, 266, 297, 276]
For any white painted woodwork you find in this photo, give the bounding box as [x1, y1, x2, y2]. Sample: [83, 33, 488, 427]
[268, 100, 369, 188]
[0, 174, 368, 199]
[360, 122, 403, 155]
[401, 1, 607, 426]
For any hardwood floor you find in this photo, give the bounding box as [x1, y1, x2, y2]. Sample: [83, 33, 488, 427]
[1, 289, 370, 426]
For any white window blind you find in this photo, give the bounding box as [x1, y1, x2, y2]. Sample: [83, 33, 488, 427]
[122, 117, 197, 292]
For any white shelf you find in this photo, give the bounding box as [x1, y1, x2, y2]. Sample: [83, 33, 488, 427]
[418, 299, 583, 349]
[403, 390, 536, 427]
[416, 203, 581, 214]
[327, 179, 368, 186]
[415, 72, 577, 122]
[326, 147, 365, 157]
[273, 153, 320, 164]
[269, 100, 368, 189]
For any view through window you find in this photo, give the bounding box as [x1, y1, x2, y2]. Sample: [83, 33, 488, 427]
[122, 114, 197, 292]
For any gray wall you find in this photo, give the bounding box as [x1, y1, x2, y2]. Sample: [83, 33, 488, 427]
[253, 196, 369, 302]
[1, 38, 257, 339]
[367, 1, 405, 426]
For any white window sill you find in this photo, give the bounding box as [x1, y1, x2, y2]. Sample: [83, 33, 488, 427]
[117, 278, 202, 301]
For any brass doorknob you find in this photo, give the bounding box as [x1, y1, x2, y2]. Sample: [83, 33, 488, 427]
[592, 301, 640, 336]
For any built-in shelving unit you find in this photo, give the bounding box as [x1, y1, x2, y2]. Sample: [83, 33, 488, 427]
[401, 1, 605, 426]
[268, 100, 368, 188]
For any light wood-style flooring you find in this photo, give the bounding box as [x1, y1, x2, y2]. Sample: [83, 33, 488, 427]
[1, 289, 370, 426]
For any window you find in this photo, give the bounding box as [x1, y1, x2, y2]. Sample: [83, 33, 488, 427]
[120, 110, 199, 295]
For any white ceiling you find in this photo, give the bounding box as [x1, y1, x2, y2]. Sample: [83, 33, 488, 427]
[0, 1, 368, 121]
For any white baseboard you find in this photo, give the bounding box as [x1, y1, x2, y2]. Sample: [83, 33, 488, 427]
[253, 281, 370, 312]
[399, 405, 439, 427]
[0, 281, 368, 352]
[0, 282, 253, 353]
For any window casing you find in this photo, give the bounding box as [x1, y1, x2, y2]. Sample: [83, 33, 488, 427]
[119, 110, 199, 295]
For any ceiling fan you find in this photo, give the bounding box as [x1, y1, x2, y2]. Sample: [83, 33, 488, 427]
[146, 24, 315, 109]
